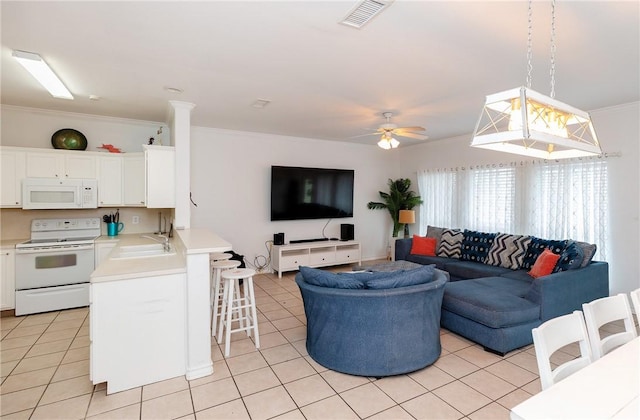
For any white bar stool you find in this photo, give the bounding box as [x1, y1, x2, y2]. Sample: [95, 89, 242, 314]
[210, 252, 232, 264]
[217, 268, 260, 357]
[210, 259, 242, 337]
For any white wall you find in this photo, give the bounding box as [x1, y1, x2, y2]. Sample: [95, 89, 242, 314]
[3, 103, 637, 293]
[1, 105, 166, 152]
[189, 127, 397, 267]
[396, 101, 640, 295]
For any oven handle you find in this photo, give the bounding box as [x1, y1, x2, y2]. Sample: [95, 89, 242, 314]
[16, 244, 95, 254]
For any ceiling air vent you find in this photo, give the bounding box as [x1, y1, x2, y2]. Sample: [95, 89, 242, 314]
[339, 0, 394, 29]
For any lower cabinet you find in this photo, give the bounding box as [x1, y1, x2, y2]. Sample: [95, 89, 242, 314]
[1, 247, 15, 310]
[271, 240, 361, 278]
[90, 273, 186, 394]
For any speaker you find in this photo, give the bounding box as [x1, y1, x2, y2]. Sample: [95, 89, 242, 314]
[340, 224, 354, 241]
[273, 232, 285, 245]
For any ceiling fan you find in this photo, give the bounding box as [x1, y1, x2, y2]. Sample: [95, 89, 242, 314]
[360, 112, 428, 149]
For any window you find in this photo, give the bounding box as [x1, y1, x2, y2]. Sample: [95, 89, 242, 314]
[417, 157, 608, 259]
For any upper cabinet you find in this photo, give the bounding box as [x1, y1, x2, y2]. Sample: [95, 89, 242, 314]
[26, 151, 96, 179]
[97, 153, 146, 207]
[145, 145, 175, 208]
[1, 149, 26, 207]
[97, 155, 124, 206]
[123, 155, 146, 206]
[1, 146, 173, 209]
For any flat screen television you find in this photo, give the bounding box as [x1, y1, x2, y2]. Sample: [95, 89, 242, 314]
[271, 166, 354, 221]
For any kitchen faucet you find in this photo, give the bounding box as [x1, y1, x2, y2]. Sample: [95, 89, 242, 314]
[141, 234, 171, 252]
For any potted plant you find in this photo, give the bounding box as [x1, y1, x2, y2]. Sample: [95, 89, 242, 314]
[367, 178, 423, 237]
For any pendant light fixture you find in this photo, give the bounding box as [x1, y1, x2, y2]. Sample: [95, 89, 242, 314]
[470, 0, 601, 159]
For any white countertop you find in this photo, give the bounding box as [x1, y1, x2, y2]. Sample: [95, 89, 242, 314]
[91, 229, 233, 283]
[175, 229, 232, 254]
[1, 238, 27, 248]
[91, 234, 186, 283]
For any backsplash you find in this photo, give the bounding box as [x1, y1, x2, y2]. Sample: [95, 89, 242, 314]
[0, 207, 172, 240]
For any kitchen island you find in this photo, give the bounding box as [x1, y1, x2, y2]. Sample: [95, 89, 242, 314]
[90, 229, 231, 394]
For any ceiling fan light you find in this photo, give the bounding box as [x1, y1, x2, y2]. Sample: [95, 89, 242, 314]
[377, 138, 391, 149]
[390, 137, 400, 148]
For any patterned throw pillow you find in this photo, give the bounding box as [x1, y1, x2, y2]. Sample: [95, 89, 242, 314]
[436, 228, 464, 259]
[486, 234, 532, 270]
[459, 230, 497, 263]
[553, 241, 585, 272]
[521, 237, 568, 270]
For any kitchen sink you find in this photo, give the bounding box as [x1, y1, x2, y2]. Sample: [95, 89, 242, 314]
[111, 243, 176, 259]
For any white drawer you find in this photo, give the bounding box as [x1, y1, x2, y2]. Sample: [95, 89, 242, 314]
[280, 253, 309, 270]
[309, 250, 335, 266]
[336, 248, 360, 262]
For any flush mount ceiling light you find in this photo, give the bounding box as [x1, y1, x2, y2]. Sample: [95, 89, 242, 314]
[251, 99, 271, 109]
[12, 50, 73, 100]
[164, 86, 183, 94]
[470, 0, 601, 159]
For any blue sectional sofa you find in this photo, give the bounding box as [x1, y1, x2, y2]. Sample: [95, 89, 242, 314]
[395, 231, 609, 355]
[296, 265, 448, 377]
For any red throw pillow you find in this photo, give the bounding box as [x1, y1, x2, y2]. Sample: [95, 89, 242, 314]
[410, 235, 437, 256]
[528, 248, 561, 278]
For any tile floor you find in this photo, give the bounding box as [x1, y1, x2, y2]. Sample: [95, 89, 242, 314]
[0, 268, 632, 420]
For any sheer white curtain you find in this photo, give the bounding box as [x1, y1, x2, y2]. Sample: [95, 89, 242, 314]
[417, 168, 458, 232]
[417, 156, 610, 259]
[523, 158, 608, 259]
[463, 164, 516, 233]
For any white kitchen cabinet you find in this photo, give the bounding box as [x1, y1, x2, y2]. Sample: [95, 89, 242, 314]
[145, 145, 175, 208]
[1, 247, 16, 310]
[123, 155, 146, 206]
[94, 241, 118, 268]
[271, 240, 361, 278]
[97, 155, 123, 206]
[90, 273, 186, 394]
[0, 148, 26, 207]
[26, 150, 96, 179]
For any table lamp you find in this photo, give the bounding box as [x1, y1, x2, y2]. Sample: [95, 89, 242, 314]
[399, 210, 415, 239]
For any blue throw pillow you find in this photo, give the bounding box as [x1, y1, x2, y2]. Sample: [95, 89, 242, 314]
[365, 265, 436, 289]
[299, 266, 366, 289]
[521, 237, 568, 269]
[460, 230, 497, 263]
[553, 241, 585, 272]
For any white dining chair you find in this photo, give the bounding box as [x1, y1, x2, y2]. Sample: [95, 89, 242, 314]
[582, 294, 638, 360]
[531, 310, 593, 390]
[629, 288, 640, 327]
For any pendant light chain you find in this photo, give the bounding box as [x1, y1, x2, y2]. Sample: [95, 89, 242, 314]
[550, 0, 557, 98]
[526, 0, 533, 89]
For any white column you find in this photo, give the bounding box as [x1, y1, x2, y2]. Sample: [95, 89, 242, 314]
[168, 101, 195, 230]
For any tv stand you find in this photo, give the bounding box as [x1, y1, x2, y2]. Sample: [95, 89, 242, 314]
[271, 240, 361, 278]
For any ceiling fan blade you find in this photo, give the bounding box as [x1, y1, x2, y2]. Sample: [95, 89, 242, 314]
[349, 132, 379, 139]
[396, 126, 426, 132]
[395, 131, 429, 140]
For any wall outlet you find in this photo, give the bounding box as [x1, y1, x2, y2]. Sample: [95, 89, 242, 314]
[132, 216, 140, 224]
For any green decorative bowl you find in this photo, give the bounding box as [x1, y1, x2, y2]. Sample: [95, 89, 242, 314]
[51, 128, 88, 150]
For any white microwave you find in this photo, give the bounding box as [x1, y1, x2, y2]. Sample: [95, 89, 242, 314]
[22, 178, 98, 209]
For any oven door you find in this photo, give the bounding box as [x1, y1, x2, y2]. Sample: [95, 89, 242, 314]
[15, 244, 95, 289]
